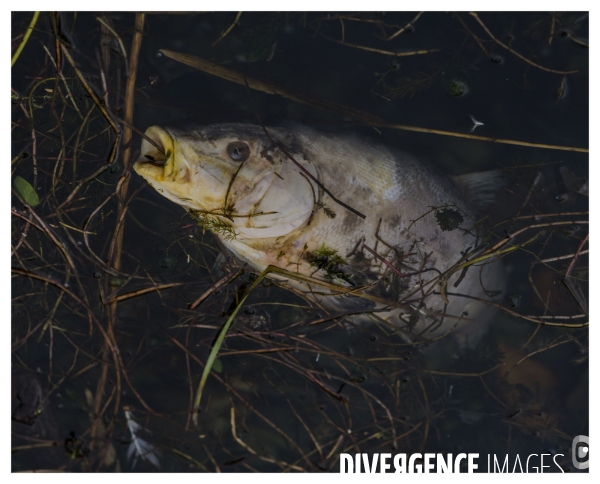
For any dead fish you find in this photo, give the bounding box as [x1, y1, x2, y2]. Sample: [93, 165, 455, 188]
[133, 123, 504, 345]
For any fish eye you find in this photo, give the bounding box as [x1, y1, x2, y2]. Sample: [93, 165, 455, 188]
[226, 141, 250, 162]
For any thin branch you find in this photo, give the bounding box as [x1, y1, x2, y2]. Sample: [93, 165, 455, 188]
[158, 49, 587, 154]
[384, 12, 424, 41]
[315, 29, 439, 57]
[469, 12, 579, 75]
[211, 12, 242, 47]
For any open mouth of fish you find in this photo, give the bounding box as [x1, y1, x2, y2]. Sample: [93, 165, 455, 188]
[134, 126, 178, 181]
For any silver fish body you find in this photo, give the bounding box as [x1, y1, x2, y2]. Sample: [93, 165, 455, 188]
[134, 123, 503, 344]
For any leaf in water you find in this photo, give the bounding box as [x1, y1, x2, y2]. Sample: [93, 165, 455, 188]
[13, 176, 39, 206]
[212, 358, 223, 373]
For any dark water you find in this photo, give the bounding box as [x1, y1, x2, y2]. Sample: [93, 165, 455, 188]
[11, 12, 588, 472]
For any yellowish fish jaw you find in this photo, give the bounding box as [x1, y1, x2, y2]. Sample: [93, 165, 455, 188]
[133, 126, 229, 212]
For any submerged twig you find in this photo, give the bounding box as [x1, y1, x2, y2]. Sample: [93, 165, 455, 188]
[363, 244, 406, 278]
[117, 117, 164, 154]
[158, 49, 383, 124]
[158, 49, 588, 154]
[60, 45, 122, 164]
[230, 407, 305, 471]
[469, 12, 579, 75]
[95, 16, 129, 75]
[315, 29, 439, 57]
[383, 11, 424, 41]
[211, 11, 242, 47]
[454, 12, 489, 56]
[189, 268, 244, 309]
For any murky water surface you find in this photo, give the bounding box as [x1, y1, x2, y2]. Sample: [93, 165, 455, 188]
[11, 12, 588, 472]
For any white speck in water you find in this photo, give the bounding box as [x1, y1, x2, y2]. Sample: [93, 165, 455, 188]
[469, 114, 484, 133]
[316, 353, 320, 362]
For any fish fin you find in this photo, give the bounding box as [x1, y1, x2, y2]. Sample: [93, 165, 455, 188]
[451, 170, 504, 211]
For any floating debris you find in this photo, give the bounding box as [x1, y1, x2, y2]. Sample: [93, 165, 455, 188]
[124, 407, 161, 470]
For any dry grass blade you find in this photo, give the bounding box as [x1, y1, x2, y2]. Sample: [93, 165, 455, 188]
[384, 11, 424, 41]
[117, 117, 165, 154]
[211, 11, 242, 47]
[363, 244, 406, 278]
[230, 407, 305, 471]
[105, 282, 186, 304]
[56, 163, 110, 210]
[12, 204, 77, 272]
[158, 49, 588, 154]
[385, 122, 588, 153]
[315, 29, 439, 57]
[95, 16, 129, 75]
[12, 267, 84, 307]
[158, 49, 384, 125]
[60, 45, 122, 165]
[189, 268, 244, 309]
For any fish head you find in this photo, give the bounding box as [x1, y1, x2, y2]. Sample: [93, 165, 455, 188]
[134, 124, 317, 239]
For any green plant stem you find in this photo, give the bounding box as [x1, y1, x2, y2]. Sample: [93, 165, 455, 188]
[11, 12, 40, 68]
[192, 266, 272, 425]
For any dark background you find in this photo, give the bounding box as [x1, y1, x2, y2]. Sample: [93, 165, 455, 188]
[11, 12, 588, 472]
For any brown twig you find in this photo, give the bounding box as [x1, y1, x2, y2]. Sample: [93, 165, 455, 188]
[117, 117, 164, 154]
[230, 407, 306, 471]
[158, 49, 384, 125]
[111, 13, 146, 269]
[564, 233, 589, 279]
[488, 220, 588, 254]
[211, 11, 242, 47]
[158, 49, 588, 154]
[11, 205, 77, 272]
[538, 250, 588, 264]
[56, 163, 110, 211]
[95, 16, 129, 75]
[315, 29, 439, 57]
[189, 268, 244, 309]
[104, 282, 186, 304]
[60, 45, 122, 164]
[454, 12, 488, 56]
[441, 291, 588, 328]
[383, 11, 424, 41]
[82, 175, 128, 268]
[469, 12, 579, 75]
[363, 244, 406, 278]
[165, 333, 307, 457]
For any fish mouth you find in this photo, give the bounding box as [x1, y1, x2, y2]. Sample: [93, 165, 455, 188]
[133, 126, 177, 181]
